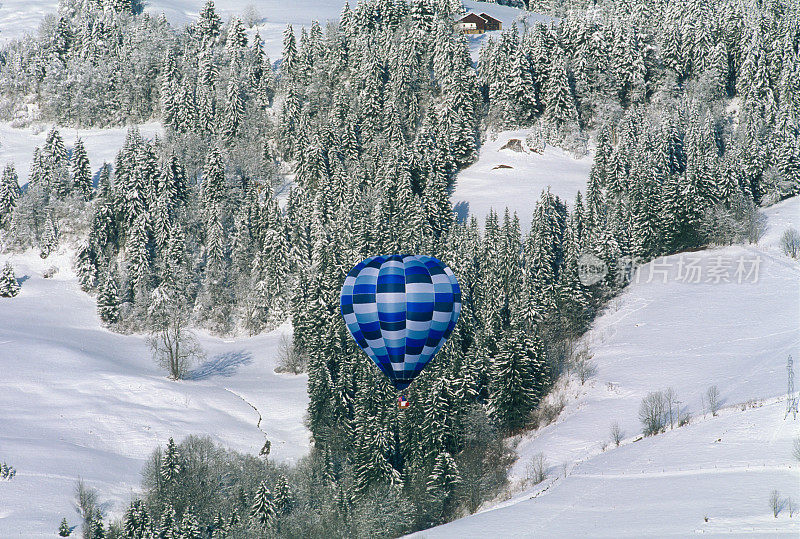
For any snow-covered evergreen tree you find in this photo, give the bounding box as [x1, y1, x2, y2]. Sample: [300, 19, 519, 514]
[96, 272, 120, 325]
[71, 138, 92, 201]
[0, 164, 21, 227]
[250, 481, 277, 528]
[0, 262, 20, 298]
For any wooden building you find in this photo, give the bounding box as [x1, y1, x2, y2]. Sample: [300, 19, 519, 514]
[454, 13, 488, 34]
[454, 12, 503, 35]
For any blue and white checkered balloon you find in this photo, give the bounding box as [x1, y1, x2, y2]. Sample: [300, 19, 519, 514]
[340, 255, 462, 391]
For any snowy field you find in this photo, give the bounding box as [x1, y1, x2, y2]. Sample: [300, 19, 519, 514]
[0, 0, 535, 60]
[412, 196, 800, 537]
[0, 122, 163, 187]
[452, 128, 593, 230]
[0, 249, 309, 536]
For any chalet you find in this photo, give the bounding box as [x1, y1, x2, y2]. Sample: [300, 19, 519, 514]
[454, 12, 503, 35]
[479, 13, 502, 32]
[454, 13, 487, 34]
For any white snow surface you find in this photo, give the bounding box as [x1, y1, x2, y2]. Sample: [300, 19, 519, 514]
[0, 249, 309, 536]
[411, 196, 800, 537]
[452, 128, 593, 230]
[0, 121, 163, 187]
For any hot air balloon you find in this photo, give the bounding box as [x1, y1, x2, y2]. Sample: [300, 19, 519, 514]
[340, 255, 461, 396]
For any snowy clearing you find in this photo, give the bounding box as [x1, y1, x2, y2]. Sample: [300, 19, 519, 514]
[0, 121, 163, 187]
[411, 196, 800, 537]
[452, 128, 593, 230]
[0, 248, 309, 537]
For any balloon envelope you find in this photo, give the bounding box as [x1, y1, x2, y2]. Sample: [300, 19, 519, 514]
[340, 255, 461, 390]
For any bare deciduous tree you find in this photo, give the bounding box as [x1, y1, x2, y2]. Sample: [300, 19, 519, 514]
[147, 287, 204, 380]
[74, 479, 97, 539]
[781, 227, 800, 259]
[706, 385, 721, 416]
[793, 437, 800, 462]
[274, 334, 307, 374]
[610, 421, 624, 446]
[527, 453, 548, 485]
[573, 346, 597, 385]
[639, 391, 667, 435]
[664, 387, 679, 429]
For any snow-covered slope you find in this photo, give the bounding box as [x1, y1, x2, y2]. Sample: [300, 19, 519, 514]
[452, 129, 593, 230]
[0, 121, 163, 187]
[0, 249, 309, 536]
[411, 196, 800, 537]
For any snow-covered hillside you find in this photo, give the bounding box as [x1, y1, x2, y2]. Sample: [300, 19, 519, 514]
[411, 195, 800, 537]
[452, 129, 593, 231]
[0, 249, 309, 536]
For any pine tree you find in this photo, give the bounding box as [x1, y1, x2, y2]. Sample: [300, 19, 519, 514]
[160, 437, 181, 482]
[97, 272, 120, 324]
[223, 78, 243, 140]
[197, 0, 221, 48]
[40, 217, 59, 259]
[160, 51, 180, 129]
[226, 17, 248, 52]
[250, 481, 277, 528]
[157, 505, 177, 539]
[90, 509, 105, 539]
[72, 138, 92, 201]
[58, 517, 71, 536]
[281, 25, 298, 84]
[177, 508, 202, 539]
[543, 53, 578, 127]
[273, 474, 294, 515]
[426, 449, 462, 517]
[122, 499, 151, 538]
[0, 164, 21, 227]
[489, 325, 542, 433]
[0, 262, 20, 298]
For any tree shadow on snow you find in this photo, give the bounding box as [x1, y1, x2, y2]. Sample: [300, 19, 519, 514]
[186, 351, 253, 380]
[453, 200, 470, 224]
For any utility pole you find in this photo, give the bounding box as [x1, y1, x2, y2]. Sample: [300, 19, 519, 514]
[787, 355, 798, 420]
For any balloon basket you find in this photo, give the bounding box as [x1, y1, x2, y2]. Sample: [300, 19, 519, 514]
[398, 394, 410, 410]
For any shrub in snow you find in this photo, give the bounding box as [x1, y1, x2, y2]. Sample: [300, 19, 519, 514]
[781, 228, 800, 259]
[525, 130, 546, 153]
[0, 462, 16, 480]
[770, 489, 783, 518]
[274, 334, 307, 374]
[0, 262, 20, 297]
